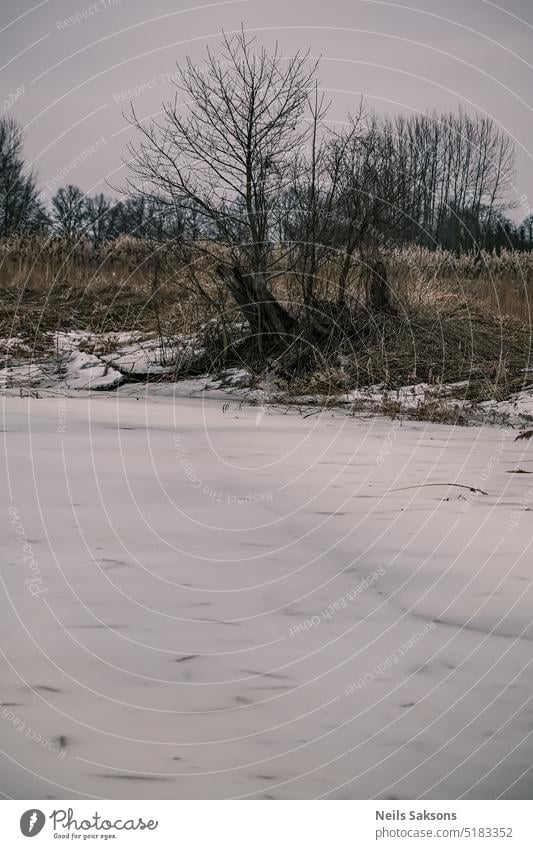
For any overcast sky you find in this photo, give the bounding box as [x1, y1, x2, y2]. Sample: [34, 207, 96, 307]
[2, 0, 533, 218]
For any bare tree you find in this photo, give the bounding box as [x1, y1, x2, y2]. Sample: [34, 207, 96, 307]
[280, 86, 341, 319]
[385, 110, 514, 253]
[0, 116, 45, 236]
[522, 214, 533, 250]
[51, 184, 87, 240]
[84, 192, 114, 245]
[126, 29, 317, 353]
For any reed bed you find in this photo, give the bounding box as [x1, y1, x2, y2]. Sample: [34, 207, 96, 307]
[1, 237, 531, 406]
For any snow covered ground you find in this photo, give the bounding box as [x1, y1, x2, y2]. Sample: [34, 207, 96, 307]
[2, 393, 533, 800]
[3, 331, 533, 425]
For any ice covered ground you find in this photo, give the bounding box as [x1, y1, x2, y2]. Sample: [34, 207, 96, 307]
[3, 330, 533, 424]
[0, 332, 263, 405]
[2, 393, 533, 800]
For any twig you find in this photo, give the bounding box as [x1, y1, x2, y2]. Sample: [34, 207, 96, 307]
[386, 483, 488, 495]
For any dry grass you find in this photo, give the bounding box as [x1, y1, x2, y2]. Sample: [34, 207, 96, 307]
[387, 246, 533, 324]
[1, 237, 531, 405]
[0, 235, 216, 357]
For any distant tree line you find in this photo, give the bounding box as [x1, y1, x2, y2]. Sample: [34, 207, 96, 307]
[0, 105, 530, 256]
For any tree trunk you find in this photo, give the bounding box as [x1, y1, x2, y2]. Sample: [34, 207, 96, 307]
[364, 256, 393, 313]
[217, 264, 295, 351]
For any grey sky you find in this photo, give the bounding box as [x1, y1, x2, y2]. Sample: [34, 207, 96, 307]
[2, 0, 533, 219]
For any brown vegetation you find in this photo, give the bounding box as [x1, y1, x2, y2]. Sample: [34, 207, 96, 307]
[1, 237, 531, 403]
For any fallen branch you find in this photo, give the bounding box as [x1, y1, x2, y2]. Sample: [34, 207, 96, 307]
[386, 483, 488, 495]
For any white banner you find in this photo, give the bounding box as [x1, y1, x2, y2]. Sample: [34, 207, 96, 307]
[1, 800, 531, 847]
